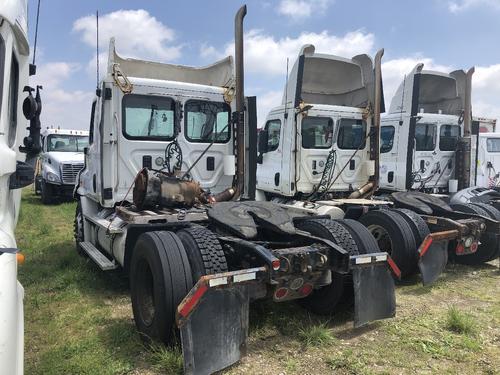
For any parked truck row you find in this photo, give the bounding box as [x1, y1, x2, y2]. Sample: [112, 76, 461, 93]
[3, 2, 500, 375]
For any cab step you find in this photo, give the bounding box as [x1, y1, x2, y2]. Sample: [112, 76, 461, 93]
[79, 241, 117, 271]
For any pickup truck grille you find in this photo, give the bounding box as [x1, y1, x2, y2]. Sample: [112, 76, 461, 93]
[61, 163, 84, 184]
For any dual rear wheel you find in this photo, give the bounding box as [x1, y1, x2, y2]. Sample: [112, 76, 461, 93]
[130, 226, 227, 345]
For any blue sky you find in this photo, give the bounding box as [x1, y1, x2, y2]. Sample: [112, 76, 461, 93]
[28, 0, 500, 129]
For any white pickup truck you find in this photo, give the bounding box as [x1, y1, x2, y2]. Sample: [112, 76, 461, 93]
[35, 128, 89, 203]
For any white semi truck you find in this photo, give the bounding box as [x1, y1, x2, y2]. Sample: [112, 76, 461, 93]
[0, 0, 43, 374]
[255, 47, 500, 284]
[34, 127, 88, 203]
[74, 6, 397, 374]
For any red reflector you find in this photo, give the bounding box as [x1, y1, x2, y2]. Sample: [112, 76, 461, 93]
[179, 283, 208, 318]
[387, 256, 401, 280]
[470, 241, 478, 253]
[456, 243, 465, 254]
[272, 259, 281, 271]
[274, 287, 288, 300]
[419, 237, 433, 258]
[299, 283, 313, 296]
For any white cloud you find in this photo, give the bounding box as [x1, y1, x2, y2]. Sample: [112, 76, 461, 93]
[447, 0, 500, 12]
[277, 0, 333, 19]
[256, 90, 283, 127]
[471, 64, 500, 121]
[73, 9, 182, 79]
[31, 62, 93, 130]
[203, 29, 375, 76]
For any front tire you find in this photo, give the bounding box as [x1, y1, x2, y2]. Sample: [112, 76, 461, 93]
[74, 199, 85, 256]
[130, 231, 193, 345]
[40, 180, 53, 204]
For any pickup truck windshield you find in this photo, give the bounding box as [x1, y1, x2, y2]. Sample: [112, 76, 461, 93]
[47, 135, 89, 152]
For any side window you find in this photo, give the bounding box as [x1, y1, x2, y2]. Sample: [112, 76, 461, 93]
[88, 100, 96, 145]
[184, 100, 231, 143]
[301, 116, 333, 149]
[439, 124, 460, 151]
[486, 138, 500, 152]
[380, 126, 395, 153]
[7, 53, 19, 147]
[337, 118, 366, 150]
[415, 123, 436, 151]
[265, 119, 281, 152]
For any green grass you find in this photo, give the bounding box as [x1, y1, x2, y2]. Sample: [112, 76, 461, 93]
[446, 306, 478, 336]
[298, 322, 336, 347]
[17, 188, 500, 374]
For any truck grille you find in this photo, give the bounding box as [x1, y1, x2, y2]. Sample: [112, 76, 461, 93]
[61, 163, 84, 184]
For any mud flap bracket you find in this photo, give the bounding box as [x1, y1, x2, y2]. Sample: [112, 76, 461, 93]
[418, 231, 457, 286]
[177, 267, 267, 375]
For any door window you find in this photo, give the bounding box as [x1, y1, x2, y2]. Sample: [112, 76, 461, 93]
[301, 116, 333, 149]
[415, 123, 436, 151]
[439, 125, 460, 151]
[265, 119, 281, 152]
[337, 118, 366, 150]
[7, 53, 19, 147]
[380, 126, 395, 153]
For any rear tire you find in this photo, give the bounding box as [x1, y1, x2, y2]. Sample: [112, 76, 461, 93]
[450, 203, 498, 264]
[470, 203, 500, 261]
[359, 209, 418, 277]
[336, 219, 378, 255]
[130, 231, 193, 345]
[295, 219, 358, 315]
[392, 208, 430, 248]
[176, 225, 228, 282]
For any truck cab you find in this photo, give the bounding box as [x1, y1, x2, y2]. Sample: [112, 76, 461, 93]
[257, 45, 381, 200]
[476, 132, 500, 188]
[35, 127, 88, 202]
[0, 1, 37, 374]
[379, 64, 473, 193]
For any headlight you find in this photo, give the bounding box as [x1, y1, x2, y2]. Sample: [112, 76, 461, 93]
[46, 171, 61, 183]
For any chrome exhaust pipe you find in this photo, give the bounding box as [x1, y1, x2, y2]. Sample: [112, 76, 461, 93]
[233, 5, 247, 199]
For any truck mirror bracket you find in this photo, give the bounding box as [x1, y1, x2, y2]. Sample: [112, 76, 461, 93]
[9, 161, 35, 190]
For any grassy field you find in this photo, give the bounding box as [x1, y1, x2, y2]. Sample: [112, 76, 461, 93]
[17, 188, 500, 375]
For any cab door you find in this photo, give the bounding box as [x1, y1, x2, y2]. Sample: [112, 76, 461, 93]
[379, 123, 399, 189]
[257, 117, 283, 192]
[412, 122, 438, 189]
[435, 124, 461, 189]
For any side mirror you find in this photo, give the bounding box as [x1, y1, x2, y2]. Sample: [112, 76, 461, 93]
[258, 130, 269, 154]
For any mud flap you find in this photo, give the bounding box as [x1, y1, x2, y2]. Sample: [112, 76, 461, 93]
[351, 253, 396, 328]
[417, 231, 456, 286]
[177, 267, 267, 375]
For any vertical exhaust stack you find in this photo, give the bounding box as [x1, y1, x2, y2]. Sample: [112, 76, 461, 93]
[457, 67, 475, 190]
[372, 48, 384, 194]
[233, 5, 247, 200]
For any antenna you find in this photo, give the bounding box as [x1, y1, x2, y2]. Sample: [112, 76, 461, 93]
[32, 0, 41, 66]
[96, 10, 99, 89]
[284, 58, 289, 119]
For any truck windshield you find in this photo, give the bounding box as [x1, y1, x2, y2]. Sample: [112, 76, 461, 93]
[337, 118, 366, 150]
[301, 116, 333, 149]
[123, 94, 175, 140]
[415, 123, 436, 151]
[47, 135, 89, 152]
[185, 100, 231, 143]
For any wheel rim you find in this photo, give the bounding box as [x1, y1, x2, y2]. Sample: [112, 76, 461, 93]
[367, 224, 393, 255]
[135, 259, 156, 327]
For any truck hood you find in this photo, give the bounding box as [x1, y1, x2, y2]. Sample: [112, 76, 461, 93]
[46, 152, 84, 164]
